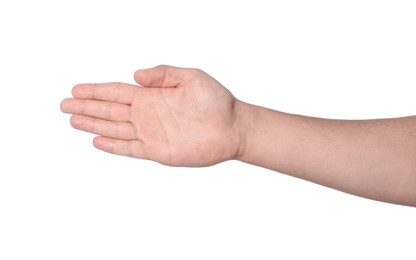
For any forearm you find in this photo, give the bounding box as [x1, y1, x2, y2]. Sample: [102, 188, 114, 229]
[236, 101, 416, 206]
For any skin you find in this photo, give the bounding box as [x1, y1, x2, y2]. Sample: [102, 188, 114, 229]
[61, 65, 416, 207]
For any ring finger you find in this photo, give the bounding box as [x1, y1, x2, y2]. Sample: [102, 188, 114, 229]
[70, 114, 138, 140]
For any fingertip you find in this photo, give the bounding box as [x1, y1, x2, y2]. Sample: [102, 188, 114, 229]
[71, 83, 93, 98]
[69, 114, 84, 129]
[133, 65, 183, 87]
[133, 69, 144, 85]
[92, 136, 100, 148]
[60, 99, 66, 113]
[71, 84, 81, 97]
[60, 98, 72, 113]
[93, 136, 113, 151]
[133, 65, 163, 85]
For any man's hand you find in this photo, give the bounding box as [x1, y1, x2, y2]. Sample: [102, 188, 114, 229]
[61, 64, 416, 206]
[61, 65, 245, 166]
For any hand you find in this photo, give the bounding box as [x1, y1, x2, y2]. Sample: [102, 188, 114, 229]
[60, 65, 245, 166]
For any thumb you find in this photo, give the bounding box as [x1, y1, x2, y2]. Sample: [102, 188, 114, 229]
[134, 65, 188, 88]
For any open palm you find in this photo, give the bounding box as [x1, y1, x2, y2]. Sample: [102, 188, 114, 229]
[61, 65, 244, 166]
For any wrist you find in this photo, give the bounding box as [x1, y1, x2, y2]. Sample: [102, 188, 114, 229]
[232, 101, 297, 171]
[232, 100, 254, 162]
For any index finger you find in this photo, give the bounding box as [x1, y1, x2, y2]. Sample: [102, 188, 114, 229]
[72, 82, 139, 105]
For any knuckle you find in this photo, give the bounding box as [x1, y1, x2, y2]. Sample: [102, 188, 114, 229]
[191, 68, 207, 78]
[104, 102, 113, 120]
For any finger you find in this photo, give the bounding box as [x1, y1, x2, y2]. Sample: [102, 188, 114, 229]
[134, 65, 194, 88]
[70, 115, 137, 140]
[61, 98, 131, 122]
[72, 82, 139, 104]
[93, 136, 148, 159]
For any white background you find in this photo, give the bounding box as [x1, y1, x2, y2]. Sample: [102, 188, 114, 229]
[0, 0, 415, 259]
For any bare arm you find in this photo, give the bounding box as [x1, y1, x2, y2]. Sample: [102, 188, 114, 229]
[60, 65, 416, 207]
[237, 102, 416, 206]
